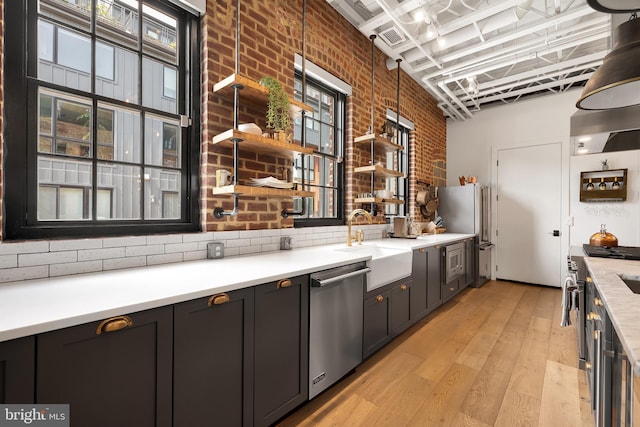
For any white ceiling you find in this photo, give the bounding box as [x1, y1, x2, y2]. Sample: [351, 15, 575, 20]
[327, 0, 611, 120]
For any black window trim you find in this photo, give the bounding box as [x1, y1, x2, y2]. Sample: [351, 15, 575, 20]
[3, 0, 201, 240]
[293, 71, 346, 228]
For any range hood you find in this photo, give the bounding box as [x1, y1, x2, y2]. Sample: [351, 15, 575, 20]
[570, 103, 640, 154]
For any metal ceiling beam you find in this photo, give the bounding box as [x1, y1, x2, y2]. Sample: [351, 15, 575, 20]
[408, 5, 600, 70]
[456, 52, 606, 97]
[438, 29, 609, 85]
[462, 73, 593, 107]
[357, 0, 429, 33]
[457, 61, 602, 101]
[426, 20, 609, 81]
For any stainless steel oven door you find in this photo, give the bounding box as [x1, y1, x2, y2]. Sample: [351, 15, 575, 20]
[445, 242, 465, 283]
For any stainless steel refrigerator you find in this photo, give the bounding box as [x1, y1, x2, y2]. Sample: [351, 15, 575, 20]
[436, 184, 493, 287]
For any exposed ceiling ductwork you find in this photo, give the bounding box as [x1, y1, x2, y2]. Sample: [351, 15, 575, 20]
[327, 0, 611, 120]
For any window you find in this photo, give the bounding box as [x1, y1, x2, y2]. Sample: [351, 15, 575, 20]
[385, 119, 410, 216]
[293, 73, 345, 226]
[4, 0, 200, 239]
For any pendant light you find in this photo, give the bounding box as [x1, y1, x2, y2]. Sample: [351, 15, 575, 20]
[586, 0, 639, 13]
[576, 14, 640, 110]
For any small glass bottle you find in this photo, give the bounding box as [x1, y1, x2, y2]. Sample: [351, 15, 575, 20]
[586, 178, 594, 191]
[598, 177, 607, 190]
[612, 176, 620, 190]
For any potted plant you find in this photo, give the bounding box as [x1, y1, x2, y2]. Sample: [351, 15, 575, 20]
[259, 76, 291, 141]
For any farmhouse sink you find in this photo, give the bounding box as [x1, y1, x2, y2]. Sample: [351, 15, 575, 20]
[335, 242, 412, 291]
[618, 274, 640, 294]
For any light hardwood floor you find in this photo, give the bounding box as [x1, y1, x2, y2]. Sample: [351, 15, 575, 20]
[279, 280, 595, 427]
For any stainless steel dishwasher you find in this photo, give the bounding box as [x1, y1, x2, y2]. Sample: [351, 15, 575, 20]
[309, 262, 370, 399]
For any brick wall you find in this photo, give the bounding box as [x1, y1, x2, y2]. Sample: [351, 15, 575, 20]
[202, 0, 446, 230]
[0, 0, 446, 236]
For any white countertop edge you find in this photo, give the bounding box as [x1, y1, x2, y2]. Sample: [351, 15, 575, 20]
[0, 234, 474, 343]
[584, 257, 640, 376]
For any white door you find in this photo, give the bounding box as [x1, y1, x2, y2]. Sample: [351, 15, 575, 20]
[496, 143, 562, 287]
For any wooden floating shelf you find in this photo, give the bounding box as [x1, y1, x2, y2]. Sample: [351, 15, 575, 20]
[212, 185, 314, 198]
[213, 74, 312, 114]
[354, 133, 404, 152]
[212, 129, 314, 156]
[354, 165, 404, 178]
[354, 197, 403, 205]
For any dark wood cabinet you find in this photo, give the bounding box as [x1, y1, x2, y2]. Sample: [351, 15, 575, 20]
[442, 278, 460, 303]
[363, 278, 413, 359]
[390, 281, 412, 335]
[173, 287, 254, 427]
[254, 275, 309, 427]
[411, 248, 428, 320]
[363, 289, 392, 359]
[464, 237, 476, 288]
[36, 306, 173, 427]
[427, 245, 443, 313]
[0, 336, 34, 404]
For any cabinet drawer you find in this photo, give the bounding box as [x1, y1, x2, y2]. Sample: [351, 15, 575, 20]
[442, 279, 459, 302]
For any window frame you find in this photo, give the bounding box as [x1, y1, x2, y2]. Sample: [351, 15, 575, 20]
[293, 72, 346, 228]
[384, 119, 410, 217]
[3, 0, 201, 240]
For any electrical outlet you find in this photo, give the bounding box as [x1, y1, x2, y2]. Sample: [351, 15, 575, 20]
[207, 242, 224, 259]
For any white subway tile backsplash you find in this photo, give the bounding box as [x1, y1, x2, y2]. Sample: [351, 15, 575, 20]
[0, 225, 386, 284]
[19, 251, 77, 267]
[0, 241, 50, 256]
[125, 244, 165, 257]
[182, 232, 215, 243]
[184, 250, 207, 261]
[147, 253, 184, 266]
[146, 234, 183, 245]
[165, 242, 200, 254]
[50, 260, 103, 277]
[103, 256, 147, 271]
[250, 237, 272, 246]
[226, 238, 251, 248]
[0, 266, 49, 283]
[50, 239, 103, 251]
[0, 255, 18, 269]
[78, 247, 126, 262]
[103, 236, 147, 248]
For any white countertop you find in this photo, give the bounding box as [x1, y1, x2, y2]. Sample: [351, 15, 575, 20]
[0, 233, 473, 343]
[584, 257, 640, 375]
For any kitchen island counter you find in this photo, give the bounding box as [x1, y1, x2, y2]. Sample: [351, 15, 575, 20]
[0, 233, 473, 342]
[584, 256, 640, 375]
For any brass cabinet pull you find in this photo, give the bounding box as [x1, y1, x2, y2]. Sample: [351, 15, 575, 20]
[208, 293, 230, 307]
[586, 362, 592, 370]
[277, 279, 292, 289]
[449, 287, 455, 292]
[376, 295, 384, 302]
[586, 276, 593, 283]
[587, 312, 601, 321]
[400, 284, 407, 291]
[594, 297, 603, 307]
[96, 316, 133, 335]
[419, 248, 426, 253]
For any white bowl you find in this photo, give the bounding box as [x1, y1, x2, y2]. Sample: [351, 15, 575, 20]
[238, 123, 262, 136]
